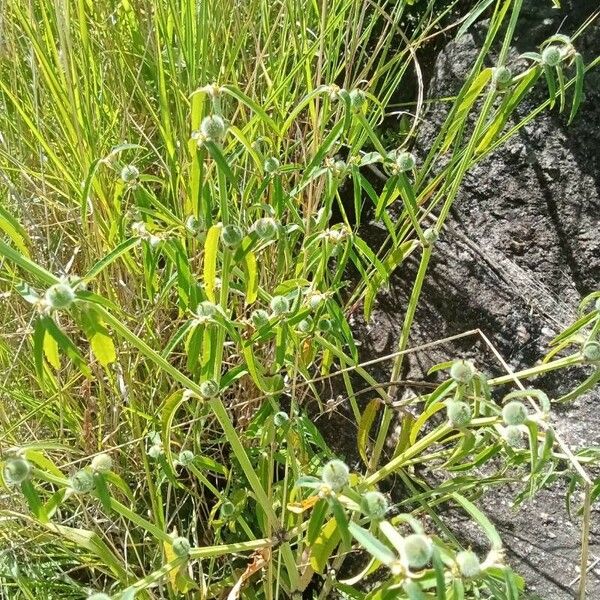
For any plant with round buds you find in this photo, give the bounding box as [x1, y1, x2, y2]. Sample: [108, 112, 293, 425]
[200, 114, 227, 141]
[251, 309, 270, 328]
[253, 217, 279, 240]
[270, 295, 290, 316]
[199, 379, 219, 399]
[361, 491, 388, 520]
[221, 224, 244, 248]
[456, 550, 481, 578]
[3, 457, 31, 485]
[120, 164, 140, 183]
[504, 425, 524, 448]
[70, 470, 95, 494]
[45, 282, 75, 310]
[446, 400, 472, 428]
[274, 411, 289, 427]
[450, 360, 475, 384]
[318, 317, 333, 332]
[349, 89, 366, 110]
[171, 536, 191, 557]
[423, 227, 438, 245]
[185, 215, 205, 237]
[321, 459, 349, 492]
[91, 453, 113, 474]
[307, 292, 327, 309]
[264, 157, 280, 174]
[502, 400, 528, 426]
[493, 66, 512, 88]
[297, 317, 314, 334]
[402, 534, 433, 569]
[394, 151, 416, 173]
[178, 450, 195, 467]
[582, 341, 600, 363]
[542, 45, 562, 67]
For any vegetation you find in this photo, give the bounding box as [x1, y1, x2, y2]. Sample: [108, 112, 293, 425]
[0, 0, 598, 598]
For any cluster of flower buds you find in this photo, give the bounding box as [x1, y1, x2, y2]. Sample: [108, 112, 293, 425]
[131, 221, 162, 247]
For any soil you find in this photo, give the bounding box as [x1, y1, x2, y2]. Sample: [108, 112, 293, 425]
[328, 1, 600, 598]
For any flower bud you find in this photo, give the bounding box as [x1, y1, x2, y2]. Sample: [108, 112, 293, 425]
[264, 157, 280, 174]
[403, 534, 433, 569]
[456, 550, 481, 578]
[172, 536, 191, 557]
[45, 282, 75, 310]
[148, 444, 164, 459]
[318, 317, 333, 332]
[504, 425, 523, 448]
[595, 298, 600, 312]
[3, 457, 31, 485]
[251, 309, 270, 328]
[395, 151, 416, 173]
[321, 459, 349, 492]
[120, 164, 140, 183]
[200, 114, 227, 141]
[423, 228, 438, 245]
[308, 293, 326, 309]
[493, 66, 512, 88]
[361, 491, 388, 520]
[349, 89, 366, 110]
[253, 217, 279, 240]
[274, 411, 289, 427]
[542, 46, 562, 67]
[91, 453, 113, 474]
[220, 499, 235, 518]
[196, 301, 218, 321]
[221, 224, 244, 248]
[502, 401, 528, 426]
[70, 470, 95, 494]
[88, 594, 111, 600]
[450, 360, 475, 384]
[199, 379, 219, 399]
[582, 341, 600, 363]
[178, 450, 195, 467]
[446, 400, 472, 428]
[297, 317, 314, 333]
[270, 295, 290, 316]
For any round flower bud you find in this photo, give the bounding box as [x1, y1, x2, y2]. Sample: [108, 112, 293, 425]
[199, 379, 219, 399]
[172, 536, 191, 557]
[91, 453, 113, 474]
[308, 293, 326, 309]
[502, 401, 528, 426]
[450, 360, 475, 384]
[251, 309, 270, 328]
[120, 164, 139, 183]
[361, 491, 388, 520]
[3, 457, 31, 485]
[45, 282, 75, 310]
[595, 298, 600, 313]
[456, 550, 481, 578]
[200, 114, 226, 141]
[493, 66, 512, 88]
[446, 400, 472, 428]
[88, 594, 111, 600]
[395, 151, 416, 173]
[542, 46, 562, 67]
[196, 301, 218, 320]
[148, 444, 164, 459]
[297, 317, 314, 334]
[274, 411, 289, 427]
[253, 217, 279, 240]
[270, 295, 290, 316]
[504, 425, 523, 448]
[70, 470, 95, 494]
[402, 534, 433, 569]
[582, 341, 600, 362]
[423, 228, 438, 245]
[349, 89, 366, 110]
[221, 224, 244, 248]
[178, 450, 195, 467]
[318, 317, 333, 332]
[264, 157, 280, 174]
[321, 459, 349, 492]
[333, 160, 347, 177]
[220, 500, 235, 518]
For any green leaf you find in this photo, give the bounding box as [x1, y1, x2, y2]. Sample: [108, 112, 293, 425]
[310, 518, 341, 573]
[358, 399, 382, 465]
[203, 224, 222, 302]
[80, 307, 116, 366]
[348, 522, 395, 566]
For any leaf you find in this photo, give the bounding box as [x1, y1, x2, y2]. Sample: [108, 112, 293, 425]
[82, 238, 140, 283]
[568, 53, 585, 124]
[452, 493, 502, 549]
[456, 0, 495, 38]
[80, 307, 116, 366]
[348, 522, 395, 566]
[310, 518, 341, 573]
[243, 250, 258, 304]
[358, 399, 382, 465]
[0, 203, 30, 257]
[227, 548, 270, 600]
[203, 224, 222, 302]
[43, 327, 61, 369]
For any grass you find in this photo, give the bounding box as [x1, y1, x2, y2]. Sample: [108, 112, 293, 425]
[0, 0, 599, 598]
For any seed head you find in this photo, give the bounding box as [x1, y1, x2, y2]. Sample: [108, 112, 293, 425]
[70, 470, 95, 494]
[456, 550, 481, 578]
[321, 459, 349, 492]
[502, 401, 528, 426]
[251, 309, 270, 328]
[196, 301, 218, 321]
[297, 317, 314, 333]
[3, 457, 31, 485]
[450, 360, 475, 384]
[270, 295, 290, 316]
[361, 491, 388, 520]
[264, 157, 280, 174]
[45, 282, 75, 310]
[542, 46, 562, 67]
[274, 411, 289, 427]
[178, 450, 195, 467]
[120, 164, 140, 183]
[200, 114, 227, 141]
[582, 341, 600, 363]
[504, 425, 523, 448]
[199, 379, 219, 399]
[220, 499, 235, 518]
[446, 400, 472, 428]
[349, 89, 366, 110]
[395, 151, 416, 173]
[423, 228, 438, 245]
[403, 534, 433, 569]
[221, 224, 244, 248]
[253, 217, 279, 241]
[91, 453, 113, 474]
[308, 293, 326, 309]
[493, 66, 512, 88]
[148, 444, 164, 459]
[172, 536, 191, 557]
